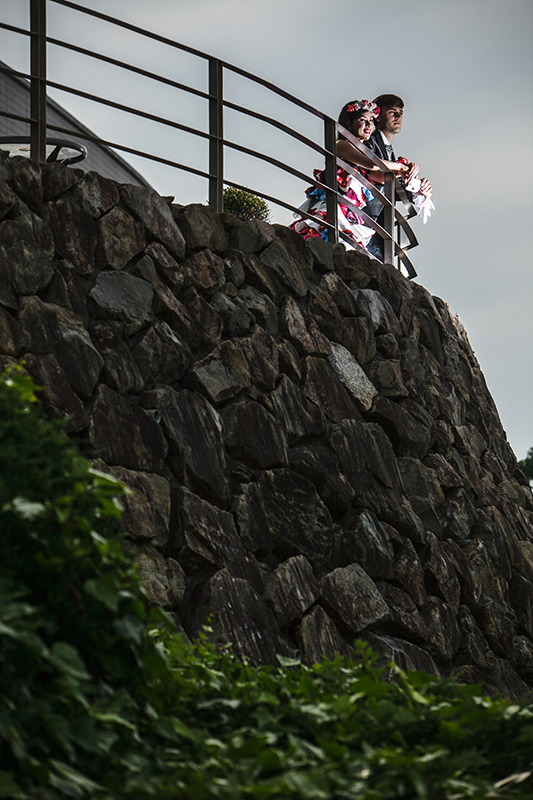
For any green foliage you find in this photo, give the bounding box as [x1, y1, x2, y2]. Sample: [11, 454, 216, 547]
[518, 447, 533, 480]
[152, 637, 533, 799]
[1, 366, 533, 799]
[223, 187, 271, 222]
[0, 367, 175, 798]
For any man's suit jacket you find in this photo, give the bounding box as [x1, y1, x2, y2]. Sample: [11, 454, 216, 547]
[367, 128, 396, 162]
[366, 128, 414, 212]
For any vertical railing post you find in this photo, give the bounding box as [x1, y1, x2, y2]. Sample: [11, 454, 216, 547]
[382, 172, 395, 265]
[323, 117, 338, 244]
[30, 0, 47, 162]
[208, 58, 223, 212]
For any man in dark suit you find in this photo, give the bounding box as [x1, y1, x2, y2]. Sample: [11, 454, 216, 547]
[365, 94, 432, 261]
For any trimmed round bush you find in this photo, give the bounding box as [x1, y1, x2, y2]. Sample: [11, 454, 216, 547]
[223, 187, 270, 222]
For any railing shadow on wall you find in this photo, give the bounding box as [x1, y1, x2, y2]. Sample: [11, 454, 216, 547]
[0, 0, 418, 278]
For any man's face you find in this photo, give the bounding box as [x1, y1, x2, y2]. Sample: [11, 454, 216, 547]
[377, 106, 403, 136]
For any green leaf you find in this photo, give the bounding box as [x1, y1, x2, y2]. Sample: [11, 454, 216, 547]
[50, 642, 91, 680]
[2, 496, 46, 520]
[48, 760, 104, 795]
[84, 574, 121, 611]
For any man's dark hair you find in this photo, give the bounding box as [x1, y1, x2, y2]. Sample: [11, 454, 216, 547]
[373, 94, 404, 114]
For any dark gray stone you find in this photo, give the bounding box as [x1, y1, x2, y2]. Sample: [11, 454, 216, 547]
[70, 171, 120, 218]
[236, 469, 333, 568]
[179, 489, 261, 590]
[210, 291, 254, 337]
[222, 398, 288, 469]
[89, 385, 168, 471]
[295, 606, 355, 665]
[320, 272, 359, 316]
[144, 243, 184, 288]
[281, 297, 330, 357]
[0, 307, 28, 356]
[174, 203, 227, 253]
[238, 285, 278, 335]
[353, 288, 401, 338]
[131, 322, 192, 384]
[19, 297, 103, 400]
[94, 461, 171, 548]
[128, 544, 185, 608]
[41, 260, 88, 323]
[44, 196, 97, 276]
[228, 218, 275, 254]
[0, 179, 17, 220]
[454, 605, 497, 673]
[289, 444, 355, 516]
[0, 209, 54, 294]
[24, 352, 89, 433]
[264, 555, 321, 629]
[421, 532, 461, 613]
[367, 397, 433, 459]
[321, 563, 389, 634]
[120, 184, 186, 259]
[259, 238, 309, 298]
[145, 386, 229, 503]
[92, 327, 144, 394]
[340, 316, 376, 365]
[302, 356, 362, 423]
[329, 420, 424, 540]
[89, 271, 153, 332]
[363, 633, 440, 677]
[262, 375, 326, 444]
[179, 249, 225, 297]
[186, 568, 290, 666]
[419, 596, 462, 662]
[333, 509, 394, 579]
[96, 205, 145, 270]
[376, 582, 430, 644]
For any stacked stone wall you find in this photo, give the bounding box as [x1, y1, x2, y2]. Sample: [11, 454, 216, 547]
[1, 151, 533, 697]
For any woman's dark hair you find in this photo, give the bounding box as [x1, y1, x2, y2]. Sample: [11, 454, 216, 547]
[373, 94, 404, 115]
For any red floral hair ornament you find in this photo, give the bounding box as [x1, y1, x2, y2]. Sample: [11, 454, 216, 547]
[346, 100, 380, 118]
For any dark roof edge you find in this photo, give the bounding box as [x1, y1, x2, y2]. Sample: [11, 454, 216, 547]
[1, 60, 152, 188]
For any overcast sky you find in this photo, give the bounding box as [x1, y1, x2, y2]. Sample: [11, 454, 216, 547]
[1, 0, 532, 461]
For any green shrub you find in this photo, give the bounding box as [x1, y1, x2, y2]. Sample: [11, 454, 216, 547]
[518, 447, 533, 480]
[1, 367, 533, 800]
[0, 368, 175, 798]
[223, 187, 271, 222]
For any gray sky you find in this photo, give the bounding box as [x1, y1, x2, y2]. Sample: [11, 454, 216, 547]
[1, 0, 532, 461]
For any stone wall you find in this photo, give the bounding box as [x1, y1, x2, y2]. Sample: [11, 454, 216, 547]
[1, 151, 533, 698]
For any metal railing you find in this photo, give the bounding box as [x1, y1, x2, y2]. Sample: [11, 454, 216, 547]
[0, 0, 418, 277]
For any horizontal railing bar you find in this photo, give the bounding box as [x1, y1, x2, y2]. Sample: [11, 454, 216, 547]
[0, 65, 32, 81]
[223, 99, 327, 157]
[222, 138, 324, 189]
[46, 36, 211, 101]
[0, 21, 32, 37]
[45, 79, 212, 140]
[223, 178, 336, 232]
[49, 0, 211, 60]
[0, 110, 36, 125]
[45, 122, 212, 179]
[48, 0, 327, 121]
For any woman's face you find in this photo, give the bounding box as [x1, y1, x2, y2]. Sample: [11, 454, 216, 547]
[352, 111, 374, 141]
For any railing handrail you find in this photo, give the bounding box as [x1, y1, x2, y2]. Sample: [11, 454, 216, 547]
[0, 0, 419, 277]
